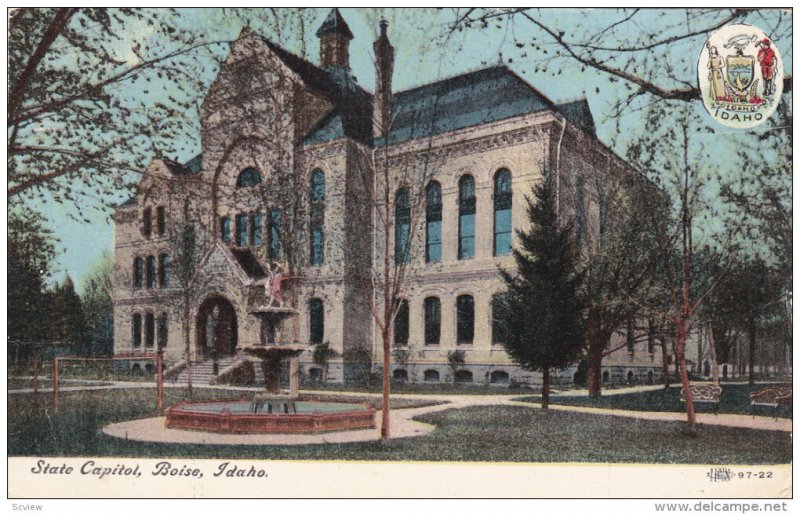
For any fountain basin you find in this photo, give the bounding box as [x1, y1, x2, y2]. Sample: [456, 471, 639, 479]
[165, 399, 376, 433]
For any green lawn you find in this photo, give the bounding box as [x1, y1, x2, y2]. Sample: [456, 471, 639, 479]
[301, 380, 536, 395]
[8, 387, 791, 464]
[518, 383, 793, 418]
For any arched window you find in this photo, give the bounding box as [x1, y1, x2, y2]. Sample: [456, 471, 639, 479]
[132, 313, 142, 347]
[456, 295, 474, 345]
[395, 188, 410, 264]
[235, 214, 247, 246]
[145, 313, 155, 347]
[157, 313, 168, 348]
[158, 254, 170, 288]
[392, 369, 408, 382]
[458, 175, 476, 260]
[309, 368, 323, 382]
[156, 206, 166, 236]
[145, 256, 156, 288]
[424, 369, 440, 382]
[626, 318, 635, 353]
[220, 217, 231, 243]
[493, 169, 512, 256]
[424, 297, 441, 346]
[602, 370, 610, 383]
[309, 298, 324, 344]
[393, 299, 409, 346]
[311, 169, 326, 203]
[133, 257, 144, 288]
[425, 182, 442, 263]
[142, 207, 152, 238]
[491, 293, 509, 345]
[454, 369, 473, 383]
[310, 169, 325, 266]
[490, 370, 510, 384]
[236, 167, 262, 187]
[270, 209, 282, 260]
[250, 213, 262, 246]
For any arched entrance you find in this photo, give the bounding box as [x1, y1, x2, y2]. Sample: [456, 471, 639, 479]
[196, 296, 238, 359]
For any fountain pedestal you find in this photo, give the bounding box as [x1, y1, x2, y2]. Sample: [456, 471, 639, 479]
[241, 344, 305, 397]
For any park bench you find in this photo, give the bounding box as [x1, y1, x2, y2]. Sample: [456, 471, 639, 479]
[749, 386, 792, 418]
[680, 383, 722, 412]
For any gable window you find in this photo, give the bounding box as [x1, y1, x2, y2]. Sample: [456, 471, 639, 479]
[493, 169, 512, 256]
[236, 167, 262, 187]
[424, 297, 441, 346]
[133, 257, 144, 288]
[142, 207, 152, 238]
[158, 254, 170, 288]
[250, 213, 263, 246]
[393, 299, 409, 346]
[456, 295, 474, 345]
[425, 182, 442, 263]
[309, 298, 324, 344]
[220, 217, 231, 243]
[156, 206, 166, 236]
[146, 256, 156, 289]
[270, 209, 282, 260]
[145, 312, 155, 347]
[310, 169, 325, 266]
[395, 188, 411, 264]
[491, 293, 509, 345]
[458, 175, 476, 260]
[157, 313, 168, 348]
[132, 314, 142, 347]
[235, 214, 247, 246]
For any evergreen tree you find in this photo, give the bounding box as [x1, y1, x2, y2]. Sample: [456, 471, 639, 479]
[499, 179, 585, 409]
[80, 252, 114, 356]
[47, 275, 88, 353]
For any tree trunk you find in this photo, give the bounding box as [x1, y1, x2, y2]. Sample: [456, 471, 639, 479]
[380, 325, 391, 440]
[676, 323, 696, 433]
[586, 323, 605, 398]
[659, 337, 671, 390]
[541, 367, 550, 410]
[748, 316, 756, 385]
[707, 324, 720, 386]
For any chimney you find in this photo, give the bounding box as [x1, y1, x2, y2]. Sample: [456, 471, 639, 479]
[316, 8, 353, 69]
[373, 19, 394, 139]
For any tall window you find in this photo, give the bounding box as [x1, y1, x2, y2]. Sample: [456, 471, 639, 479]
[220, 217, 231, 243]
[491, 294, 509, 345]
[310, 169, 325, 266]
[132, 314, 142, 347]
[270, 209, 282, 260]
[235, 214, 247, 246]
[145, 313, 155, 347]
[236, 167, 262, 187]
[142, 207, 152, 238]
[493, 169, 512, 256]
[133, 257, 144, 288]
[456, 295, 474, 344]
[309, 298, 324, 344]
[146, 256, 156, 288]
[394, 300, 409, 346]
[424, 297, 441, 346]
[647, 319, 655, 354]
[156, 206, 166, 236]
[458, 175, 476, 260]
[157, 313, 168, 348]
[426, 182, 442, 263]
[626, 318, 635, 353]
[250, 213, 263, 246]
[158, 254, 170, 288]
[395, 188, 411, 264]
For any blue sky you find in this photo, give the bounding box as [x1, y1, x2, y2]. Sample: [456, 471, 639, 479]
[29, 8, 791, 292]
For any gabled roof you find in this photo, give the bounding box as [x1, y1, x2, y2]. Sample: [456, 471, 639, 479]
[261, 38, 373, 146]
[230, 248, 267, 280]
[556, 98, 596, 137]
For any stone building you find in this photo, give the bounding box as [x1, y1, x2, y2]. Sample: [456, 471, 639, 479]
[113, 9, 665, 386]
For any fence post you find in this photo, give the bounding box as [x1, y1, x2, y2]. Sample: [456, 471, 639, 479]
[53, 357, 59, 414]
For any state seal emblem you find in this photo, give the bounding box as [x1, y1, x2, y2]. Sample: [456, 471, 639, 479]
[698, 23, 783, 128]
